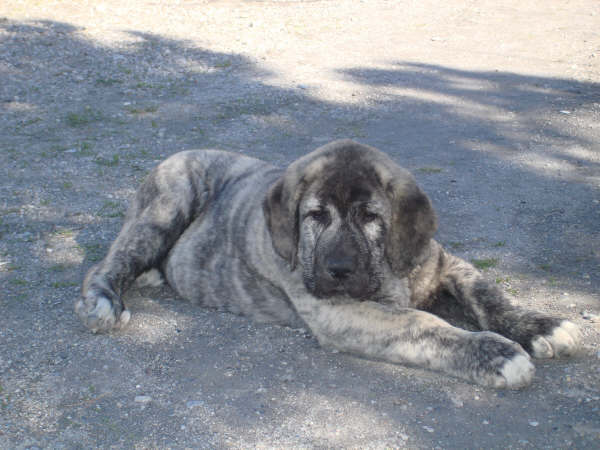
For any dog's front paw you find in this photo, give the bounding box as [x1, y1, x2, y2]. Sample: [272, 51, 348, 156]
[75, 289, 130, 333]
[529, 320, 581, 359]
[469, 332, 535, 389]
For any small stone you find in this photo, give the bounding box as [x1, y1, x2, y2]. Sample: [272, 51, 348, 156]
[186, 400, 203, 409]
[529, 421, 539, 427]
[134, 395, 152, 403]
[581, 311, 599, 321]
[450, 397, 464, 408]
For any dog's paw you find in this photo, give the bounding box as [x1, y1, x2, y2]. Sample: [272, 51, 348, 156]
[75, 290, 130, 333]
[529, 320, 582, 359]
[470, 332, 535, 389]
[494, 353, 535, 389]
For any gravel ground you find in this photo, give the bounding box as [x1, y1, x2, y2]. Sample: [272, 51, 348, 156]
[1, 0, 599, 448]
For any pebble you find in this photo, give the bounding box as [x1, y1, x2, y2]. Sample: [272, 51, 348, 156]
[134, 395, 152, 403]
[451, 398, 464, 408]
[581, 311, 599, 321]
[186, 400, 204, 409]
[529, 421, 539, 427]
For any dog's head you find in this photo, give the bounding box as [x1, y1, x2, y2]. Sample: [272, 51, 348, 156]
[263, 140, 437, 299]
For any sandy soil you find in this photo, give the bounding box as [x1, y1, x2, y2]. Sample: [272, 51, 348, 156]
[1, 1, 599, 447]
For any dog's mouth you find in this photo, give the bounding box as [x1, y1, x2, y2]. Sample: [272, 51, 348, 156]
[306, 271, 377, 301]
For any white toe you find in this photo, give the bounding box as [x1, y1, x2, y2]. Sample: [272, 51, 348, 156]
[119, 309, 131, 327]
[500, 353, 534, 389]
[91, 296, 113, 320]
[531, 335, 554, 358]
[544, 321, 582, 357]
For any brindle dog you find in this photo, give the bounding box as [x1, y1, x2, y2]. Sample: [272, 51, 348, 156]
[76, 140, 581, 387]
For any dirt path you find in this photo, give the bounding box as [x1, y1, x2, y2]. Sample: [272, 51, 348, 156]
[1, 1, 599, 447]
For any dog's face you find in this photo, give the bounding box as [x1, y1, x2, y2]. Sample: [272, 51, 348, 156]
[297, 161, 389, 298]
[264, 140, 437, 299]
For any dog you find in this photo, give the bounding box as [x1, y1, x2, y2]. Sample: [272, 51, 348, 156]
[76, 140, 581, 387]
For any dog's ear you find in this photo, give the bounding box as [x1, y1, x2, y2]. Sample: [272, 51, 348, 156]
[263, 175, 301, 269]
[385, 175, 437, 275]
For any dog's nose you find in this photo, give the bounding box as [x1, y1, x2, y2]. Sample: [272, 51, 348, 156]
[326, 256, 355, 280]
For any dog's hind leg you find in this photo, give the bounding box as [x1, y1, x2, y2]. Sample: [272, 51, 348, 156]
[424, 251, 581, 359]
[76, 152, 210, 332]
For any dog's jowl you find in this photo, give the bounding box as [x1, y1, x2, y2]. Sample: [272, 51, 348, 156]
[77, 140, 581, 388]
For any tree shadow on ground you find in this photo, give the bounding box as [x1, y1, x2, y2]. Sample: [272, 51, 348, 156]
[337, 62, 600, 292]
[2, 18, 598, 295]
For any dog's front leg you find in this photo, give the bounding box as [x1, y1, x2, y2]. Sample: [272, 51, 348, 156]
[301, 301, 534, 388]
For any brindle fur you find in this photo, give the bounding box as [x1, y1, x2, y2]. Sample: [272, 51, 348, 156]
[77, 140, 580, 388]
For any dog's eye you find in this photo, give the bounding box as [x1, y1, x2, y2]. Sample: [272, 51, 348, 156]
[307, 210, 329, 223]
[362, 211, 379, 222]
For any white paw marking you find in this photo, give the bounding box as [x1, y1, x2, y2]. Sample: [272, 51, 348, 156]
[499, 353, 535, 389]
[532, 320, 582, 358]
[531, 336, 553, 358]
[136, 269, 164, 287]
[76, 294, 124, 333]
[91, 296, 113, 319]
[88, 296, 116, 333]
[119, 309, 131, 327]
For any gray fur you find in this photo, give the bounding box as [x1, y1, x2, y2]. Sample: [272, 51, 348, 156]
[76, 140, 581, 388]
